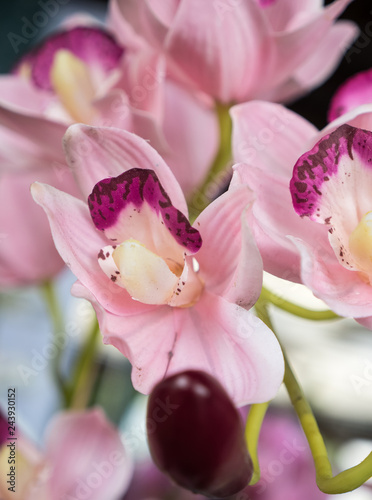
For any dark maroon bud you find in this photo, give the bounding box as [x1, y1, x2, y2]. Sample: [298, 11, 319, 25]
[146, 370, 253, 498]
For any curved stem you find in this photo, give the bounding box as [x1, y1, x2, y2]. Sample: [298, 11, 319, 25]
[41, 280, 69, 406]
[261, 286, 340, 321]
[187, 102, 232, 222]
[255, 296, 372, 494]
[245, 402, 270, 485]
[66, 318, 100, 409]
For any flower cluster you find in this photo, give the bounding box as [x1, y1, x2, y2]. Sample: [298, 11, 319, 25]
[1, 0, 372, 498]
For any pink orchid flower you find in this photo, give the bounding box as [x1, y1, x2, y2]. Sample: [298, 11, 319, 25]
[0, 408, 131, 500]
[231, 99, 372, 327]
[111, 0, 357, 104]
[329, 68, 372, 122]
[31, 124, 284, 406]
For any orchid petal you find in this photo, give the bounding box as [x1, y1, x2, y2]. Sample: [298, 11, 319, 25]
[169, 292, 284, 406]
[31, 182, 152, 316]
[290, 236, 372, 318]
[62, 124, 188, 215]
[231, 101, 317, 178]
[165, 0, 272, 103]
[162, 80, 219, 196]
[42, 409, 132, 500]
[195, 179, 263, 309]
[233, 163, 328, 283]
[270, 0, 353, 90]
[0, 105, 66, 162]
[82, 283, 283, 406]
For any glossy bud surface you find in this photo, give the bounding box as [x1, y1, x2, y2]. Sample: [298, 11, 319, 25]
[146, 370, 253, 498]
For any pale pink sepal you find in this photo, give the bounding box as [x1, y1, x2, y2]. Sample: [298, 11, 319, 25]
[270, 0, 354, 92]
[195, 177, 263, 309]
[0, 170, 66, 287]
[161, 80, 219, 196]
[62, 124, 188, 215]
[75, 281, 284, 406]
[165, 0, 271, 103]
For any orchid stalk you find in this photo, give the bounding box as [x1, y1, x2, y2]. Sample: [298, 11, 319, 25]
[254, 296, 372, 495]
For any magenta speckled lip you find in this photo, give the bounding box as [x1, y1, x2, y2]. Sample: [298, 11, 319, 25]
[88, 168, 202, 253]
[290, 124, 372, 219]
[31, 26, 124, 90]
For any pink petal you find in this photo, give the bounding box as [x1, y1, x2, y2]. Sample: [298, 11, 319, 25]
[92, 88, 133, 130]
[162, 80, 219, 196]
[233, 163, 328, 283]
[0, 75, 50, 113]
[74, 281, 175, 394]
[139, 0, 181, 46]
[88, 168, 202, 253]
[231, 100, 317, 178]
[260, 21, 357, 103]
[31, 182, 151, 316]
[108, 0, 150, 50]
[115, 47, 166, 117]
[289, 21, 358, 99]
[63, 124, 188, 215]
[291, 236, 372, 319]
[0, 168, 72, 287]
[195, 179, 263, 309]
[271, 0, 353, 91]
[329, 68, 372, 122]
[43, 409, 132, 500]
[165, 0, 272, 103]
[83, 282, 284, 405]
[0, 105, 66, 163]
[168, 292, 284, 406]
[31, 27, 124, 90]
[257, 0, 322, 32]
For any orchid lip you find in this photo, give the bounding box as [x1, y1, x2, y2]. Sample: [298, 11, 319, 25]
[30, 26, 124, 91]
[91, 168, 204, 307]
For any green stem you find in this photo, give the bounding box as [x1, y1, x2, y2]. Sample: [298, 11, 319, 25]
[187, 102, 232, 222]
[260, 286, 340, 321]
[255, 296, 372, 494]
[245, 402, 270, 485]
[41, 280, 69, 406]
[65, 318, 100, 409]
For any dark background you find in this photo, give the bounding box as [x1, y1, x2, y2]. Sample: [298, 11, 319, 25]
[0, 0, 371, 129]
